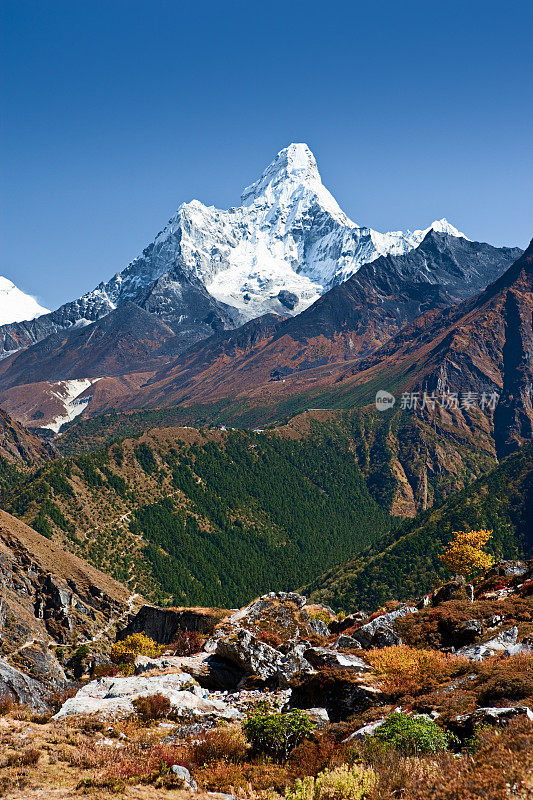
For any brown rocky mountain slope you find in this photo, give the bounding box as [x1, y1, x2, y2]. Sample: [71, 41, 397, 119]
[0, 509, 138, 709]
[64, 239, 533, 467]
[0, 408, 55, 466]
[0, 232, 520, 430]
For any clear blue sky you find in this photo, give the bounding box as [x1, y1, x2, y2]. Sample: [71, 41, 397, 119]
[1, 0, 531, 309]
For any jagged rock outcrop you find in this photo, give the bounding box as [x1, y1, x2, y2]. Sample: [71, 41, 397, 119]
[432, 577, 475, 606]
[456, 626, 532, 661]
[350, 605, 418, 649]
[120, 604, 230, 643]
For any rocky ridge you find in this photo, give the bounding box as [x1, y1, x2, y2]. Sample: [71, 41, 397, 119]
[53, 561, 533, 726]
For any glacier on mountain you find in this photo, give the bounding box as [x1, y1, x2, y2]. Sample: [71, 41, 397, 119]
[0, 277, 49, 325]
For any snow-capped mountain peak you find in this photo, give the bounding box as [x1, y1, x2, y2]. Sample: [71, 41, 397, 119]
[240, 143, 352, 224]
[0, 276, 49, 325]
[241, 143, 320, 201]
[46, 145, 469, 323]
[0, 143, 469, 357]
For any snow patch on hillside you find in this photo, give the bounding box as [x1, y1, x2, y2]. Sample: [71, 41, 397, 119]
[44, 379, 101, 433]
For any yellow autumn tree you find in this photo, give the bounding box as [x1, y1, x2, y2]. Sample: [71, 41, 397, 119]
[440, 529, 494, 578]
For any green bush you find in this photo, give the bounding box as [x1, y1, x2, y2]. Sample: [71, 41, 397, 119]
[370, 712, 452, 754]
[243, 708, 315, 761]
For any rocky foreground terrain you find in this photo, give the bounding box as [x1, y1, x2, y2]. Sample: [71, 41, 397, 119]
[0, 512, 532, 799]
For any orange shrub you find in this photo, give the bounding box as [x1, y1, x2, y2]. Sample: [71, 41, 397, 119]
[192, 726, 248, 764]
[132, 692, 171, 722]
[6, 748, 40, 767]
[440, 529, 494, 578]
[365, 645, 467, 698]
[475, 652, 533, 706]
[170, 628, 204, 656]
[259, 631, 283, 648]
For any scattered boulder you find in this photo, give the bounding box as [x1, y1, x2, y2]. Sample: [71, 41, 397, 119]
[456, 626, 522, 661]
[450, 706, 533, 738]
[277, 642, 317, 688]
[277, 290, 299, 310]
[303, 647, 370, 672]
[302, 707, 330, 729]
[333, 634, 362, 650]
[343, 718, 385, 742]
[171, 765, 198, 790]
[215, 629, 284, 683]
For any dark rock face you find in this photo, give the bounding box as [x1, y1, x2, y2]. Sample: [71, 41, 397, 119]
[0, 408, 55, 466]
[278, 290, 299, 310]
[0, 658, 52, 711]
[453, 619, 484, 647]
[290, 669, 383, 722]
[329, 613, 368, 635]
[432, 578, 474, 606]
[274, 232, 523, 358]
[120, 605, 229, 644]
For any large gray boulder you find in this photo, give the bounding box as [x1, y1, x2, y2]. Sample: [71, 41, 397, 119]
[215, 629, 285, 682]
[451, 706, 533, 738]
[0, 658, 50, 712]
[54, 672, 242, 720]
[303, 647, 370, 672]
[351, 605, 417, 649]
[171, 765, 198, 791]
[456, 626, 528, 661]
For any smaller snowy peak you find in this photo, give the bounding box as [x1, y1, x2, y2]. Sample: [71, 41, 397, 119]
[426, 218, 468, 239]
[0, 277, 50, 325]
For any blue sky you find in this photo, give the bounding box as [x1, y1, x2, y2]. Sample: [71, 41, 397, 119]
[1, 0, 532, 309]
